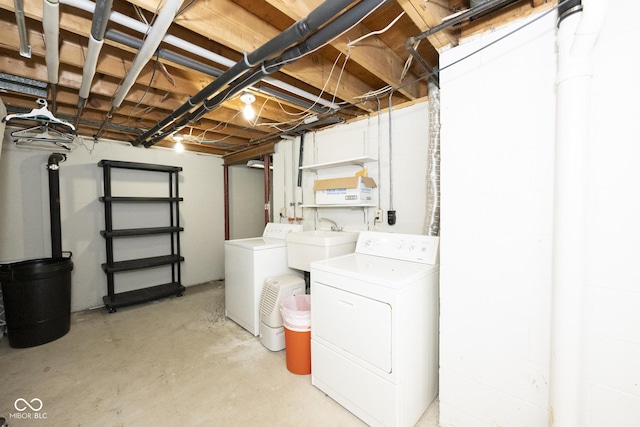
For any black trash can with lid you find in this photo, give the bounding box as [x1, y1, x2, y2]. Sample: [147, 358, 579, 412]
[0, 256, 73, 348]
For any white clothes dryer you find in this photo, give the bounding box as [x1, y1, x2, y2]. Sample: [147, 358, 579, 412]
[310, 231, 439, 427]
[224, 223, 302, 335]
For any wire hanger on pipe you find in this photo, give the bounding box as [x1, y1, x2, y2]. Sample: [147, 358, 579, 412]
[2, 98, 76, 131]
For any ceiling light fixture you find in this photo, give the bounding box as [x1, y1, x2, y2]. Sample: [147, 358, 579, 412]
[173, 134, 184, 153]
[240, 93, 256, 121]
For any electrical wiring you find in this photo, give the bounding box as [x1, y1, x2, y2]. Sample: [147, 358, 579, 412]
[110, 52, 160, 125]
[333, 11, 406, 106]
[97, 0, 164, 139]
[246, 48, 353, 132]
[438, 0, 567, 74]
[346, 11, 405, 48]
[261, 0, 388, 75]
[141, 0, 391, 146]
[330, 51, 350, 106]
[400, 40, 419, 82]
[353, 0, 568, 106]
[176, 0, 197, 17]
[355, 85, 393, 99]
[194, 110, 242, 143]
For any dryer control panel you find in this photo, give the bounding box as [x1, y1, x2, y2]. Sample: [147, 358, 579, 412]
[355, 231, 439, 265]
[262, 222, 303, 239]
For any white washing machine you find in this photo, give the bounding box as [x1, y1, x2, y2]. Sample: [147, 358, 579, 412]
[224, 223, 302, 336]
[310, 231, 439, 427]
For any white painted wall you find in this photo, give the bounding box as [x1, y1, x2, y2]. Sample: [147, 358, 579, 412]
[0, 131, 225, 311]
[227, 164, 266, 239]
[272, 101, 430, 235]
[439, 3, 640, 426]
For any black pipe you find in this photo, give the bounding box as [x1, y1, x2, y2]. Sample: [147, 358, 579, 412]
[47, 153, 66, 258]
[409, 0, 518, 45]
[133, 0, 358, 147]
[143, 0, 388, 147]
[297, 132, 305, 187]
[557, 0, 582, 26]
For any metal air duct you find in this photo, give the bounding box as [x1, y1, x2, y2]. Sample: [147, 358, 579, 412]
[424, 80, 440, 236]
[13, 0, 31, 58]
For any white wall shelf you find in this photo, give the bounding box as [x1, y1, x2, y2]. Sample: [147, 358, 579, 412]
[299, 156, 377, 171]
[301, 204, 377, 208]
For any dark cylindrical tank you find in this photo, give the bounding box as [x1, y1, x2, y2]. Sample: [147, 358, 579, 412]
[0, 256, 73, 348]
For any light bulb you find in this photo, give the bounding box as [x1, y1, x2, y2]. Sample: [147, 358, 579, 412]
[174, 135, 184, 153]
[243, 103, 255, 120]
[240, 92, 256, 121]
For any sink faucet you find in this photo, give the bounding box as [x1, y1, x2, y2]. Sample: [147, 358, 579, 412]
[319, 217, 342, 232]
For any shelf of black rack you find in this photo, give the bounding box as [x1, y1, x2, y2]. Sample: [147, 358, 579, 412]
[102, 282, 185, 311]
[100, 226, 184, 238]
[99, 196, 183, 203]
[102, 255, 184, 273]
[98, 159, 183, 173]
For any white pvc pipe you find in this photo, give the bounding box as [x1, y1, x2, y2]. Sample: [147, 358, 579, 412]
[61, 0, 235, 68]
[59, 0, 339, 110]
[111, 0, 183, 108]
[550, 1, 607, 426]
[79, 35, 103, 99]
[43, 0, 60, 84]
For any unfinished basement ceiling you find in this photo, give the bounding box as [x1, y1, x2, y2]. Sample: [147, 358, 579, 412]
[0, 0, 554, 160]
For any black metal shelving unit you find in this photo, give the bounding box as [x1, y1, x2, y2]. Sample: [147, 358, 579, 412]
[98, 160, 185, 313]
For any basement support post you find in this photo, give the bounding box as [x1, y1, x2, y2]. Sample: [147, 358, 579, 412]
[224, 165, 230, 241]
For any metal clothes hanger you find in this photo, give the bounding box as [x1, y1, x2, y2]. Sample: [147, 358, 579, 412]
[2, 98, 76, 132]
[11, 125, 76, 151]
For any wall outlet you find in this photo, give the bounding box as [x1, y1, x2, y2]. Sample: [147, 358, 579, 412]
[375, 209, 383, 223]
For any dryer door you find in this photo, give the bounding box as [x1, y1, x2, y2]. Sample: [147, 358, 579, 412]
[313, 281, 392, 373]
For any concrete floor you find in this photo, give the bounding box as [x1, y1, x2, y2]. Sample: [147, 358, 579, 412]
[0, 281, 439, 426]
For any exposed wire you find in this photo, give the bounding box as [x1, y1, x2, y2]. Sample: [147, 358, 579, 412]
[332, 11, 405, 107]
[111, 52, 160, 125]
[438, 1, 566, 74]
[352, 0, 567, 105]
[263, 0, 387, 78]
[80, 135, 97, 154]
[146, 0, 388, 145]
[176, 0, 198, 17]
[355, 85, 393, 99]
[330, 51, 350, 106]
[400, 40, 419, 82]
[346, 11, 405, 48]
[98, 0, 164, 139]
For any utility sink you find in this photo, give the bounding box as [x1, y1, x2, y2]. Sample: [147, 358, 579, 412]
[286, 230, 359, 271]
